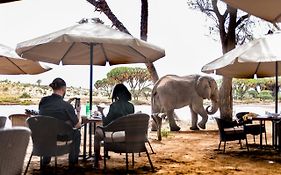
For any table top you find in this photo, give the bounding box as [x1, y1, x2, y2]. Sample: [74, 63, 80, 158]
[251, 115, 281, 121]
[82, 116, 102, 124]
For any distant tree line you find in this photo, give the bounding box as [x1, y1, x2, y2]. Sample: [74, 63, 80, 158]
[94, 67, 152, 100]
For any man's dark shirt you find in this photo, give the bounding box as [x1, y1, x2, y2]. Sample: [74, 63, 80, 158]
[39, 93, 78, 127]
[103, 99, 134, 126]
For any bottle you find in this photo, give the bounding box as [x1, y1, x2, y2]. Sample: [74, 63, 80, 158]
[86, 101, 90, 117]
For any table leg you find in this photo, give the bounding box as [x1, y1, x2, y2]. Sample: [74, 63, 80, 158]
[83, 123, 87, 160]
[259, 120, 263, 148]
[89, 122, 92, 157]
[272, 121, 276, 148]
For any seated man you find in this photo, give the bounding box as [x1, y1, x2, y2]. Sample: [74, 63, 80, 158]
[94, 83, 134, 168]
[39, 78, 81, 166]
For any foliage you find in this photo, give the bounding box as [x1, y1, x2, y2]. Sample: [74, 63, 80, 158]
[186, 0, 273, 45]
[105, 67, 153, 100]
[247, 89, 258, 99]
[0, 96, 21, 104]
[94, 78, 114, 98]
[231, 77, 281, 101]
[19, 92, 31, 98]
[258, 90, 273, 101]
[161, 129, 170, 138]
[141, 87, 152, 100]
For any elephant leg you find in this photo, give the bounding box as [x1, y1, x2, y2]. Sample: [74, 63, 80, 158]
[167, 110, 181, 131]
[151, 118, 158, 131]
[190, 107, 199, 130]
[196, 108, 208, 130]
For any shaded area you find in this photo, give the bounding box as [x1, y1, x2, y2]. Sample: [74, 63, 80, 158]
[24, 121, 281, 174]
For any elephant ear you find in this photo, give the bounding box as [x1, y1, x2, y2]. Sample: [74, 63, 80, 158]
[196, 76, 211, 99]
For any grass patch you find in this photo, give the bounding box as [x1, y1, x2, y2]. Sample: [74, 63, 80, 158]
[161, 129, 170, 138]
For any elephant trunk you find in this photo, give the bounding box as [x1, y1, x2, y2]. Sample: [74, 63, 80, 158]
[206, 95, 219, 115]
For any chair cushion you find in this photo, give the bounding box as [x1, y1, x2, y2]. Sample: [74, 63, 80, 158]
[104, 131, 125, 143]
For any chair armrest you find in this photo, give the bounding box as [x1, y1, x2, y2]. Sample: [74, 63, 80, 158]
[102, 121, 124, 132]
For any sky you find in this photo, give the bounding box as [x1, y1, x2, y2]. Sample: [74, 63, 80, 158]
[0, 0, 222, 88]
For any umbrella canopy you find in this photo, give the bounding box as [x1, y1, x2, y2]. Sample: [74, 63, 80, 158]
[16, 19, 165, 115]
[0, 44, 51, 75]
[202, 32, 281, 113]
[202, 32, 281, 78]
[16, 21, 165, 66]
[0, 0, 20, 4]
[223, 0, 281, 23]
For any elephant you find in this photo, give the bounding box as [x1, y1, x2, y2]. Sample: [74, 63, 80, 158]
[151, 74, 219, 132]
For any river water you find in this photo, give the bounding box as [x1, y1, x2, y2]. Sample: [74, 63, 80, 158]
[1, 103, 277, 124]
[0, 103, 276, 118]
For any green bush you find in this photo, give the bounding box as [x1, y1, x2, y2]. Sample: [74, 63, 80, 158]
[0, 97, 21, 104]
[19, 92, 31, 98]
[161, 129, 170, 138]
[20, 100, 32, 105]
[247, 89, 258, 98]
[258, 90, 273, 101]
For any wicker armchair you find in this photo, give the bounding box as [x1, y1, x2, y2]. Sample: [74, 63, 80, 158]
[0, 127, 31, 175]
[215, 117, 249, 153]
[25, 116, 75, 174]
[101, 113, 154, 172]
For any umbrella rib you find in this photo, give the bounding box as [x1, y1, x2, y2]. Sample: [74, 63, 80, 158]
[275, 13, 281, 23]
[254, 62, 261, 76]
[61, 43, 75, 63]
[128, 46, 149, 62]
[100, 44, 109, 62]
[5, 57, 27, 74]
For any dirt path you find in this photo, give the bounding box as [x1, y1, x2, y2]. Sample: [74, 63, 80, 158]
[24, 121, 281, 175]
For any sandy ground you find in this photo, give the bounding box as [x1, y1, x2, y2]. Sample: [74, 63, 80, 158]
[23, 119, 281, 175]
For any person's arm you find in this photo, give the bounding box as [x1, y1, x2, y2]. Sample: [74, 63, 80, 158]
[74, 104, 82, 128]
[74, 111, 82, 128]
[67, 97, 76, 104]
[102, 104, 117, 126]
[97, 105, 105, 118]
[65, 103, 81, 128]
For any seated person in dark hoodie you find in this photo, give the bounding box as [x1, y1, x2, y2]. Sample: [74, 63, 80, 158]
[39, 78, 81, 166]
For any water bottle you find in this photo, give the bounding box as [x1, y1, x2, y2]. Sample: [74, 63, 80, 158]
[86, 101, 90, 117]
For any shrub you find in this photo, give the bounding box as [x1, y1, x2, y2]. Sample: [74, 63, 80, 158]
[247, 89, 259, 98]
[258, 90, 273, 101]
[19, 93, 31, 98]
[161, 129, 170, 138]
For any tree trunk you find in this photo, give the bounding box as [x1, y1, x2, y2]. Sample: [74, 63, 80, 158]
[218, 5, 237, 120]
[88, 0, 160, 83]
[140, 0, 159, 83]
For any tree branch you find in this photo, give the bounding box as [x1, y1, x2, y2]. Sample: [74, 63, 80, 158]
[87, 0, 131, 35]
[236, 14, 250, 27]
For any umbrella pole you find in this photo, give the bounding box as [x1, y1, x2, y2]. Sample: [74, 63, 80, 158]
[90, 43, 94, 114]
[275, 61, 278, 113]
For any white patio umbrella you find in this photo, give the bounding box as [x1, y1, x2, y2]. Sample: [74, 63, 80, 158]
[202, 32, 281, 113]
[223, 0, 281, 24]
[16, 19, 165, 114]
[0, 43, 51, 75]
[0, 0, 20, 4]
